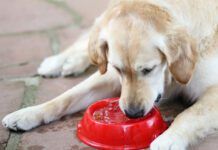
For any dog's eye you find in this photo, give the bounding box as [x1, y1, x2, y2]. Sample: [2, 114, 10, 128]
[141, 67, 153, 75]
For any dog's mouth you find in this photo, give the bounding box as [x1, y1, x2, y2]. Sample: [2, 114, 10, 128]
[155, 94, 162, 103]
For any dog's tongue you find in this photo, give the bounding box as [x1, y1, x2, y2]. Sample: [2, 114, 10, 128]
[92, 100, 148, 124]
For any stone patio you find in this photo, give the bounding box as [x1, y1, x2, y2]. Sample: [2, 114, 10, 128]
[0, 0, 218, 150]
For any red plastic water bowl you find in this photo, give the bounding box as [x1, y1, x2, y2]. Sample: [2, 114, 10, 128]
[77, 97, 167, 150]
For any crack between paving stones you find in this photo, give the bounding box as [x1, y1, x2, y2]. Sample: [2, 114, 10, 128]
[46, 30, 61, 55]
[0, 61, 42, 81]
[44, 0, 82, 25]
[5, 77, 40, 150]
[2, 136, 9, 148]
[0, 62, 29, 70]
[0, 23, 77, 37]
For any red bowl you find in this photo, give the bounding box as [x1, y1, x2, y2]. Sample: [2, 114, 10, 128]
[77, 97, 167, 150]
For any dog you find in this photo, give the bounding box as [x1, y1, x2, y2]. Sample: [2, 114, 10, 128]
[2, 0, 218, 149]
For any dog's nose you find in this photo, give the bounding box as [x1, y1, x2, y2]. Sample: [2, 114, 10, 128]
[124, 107, 145, 119]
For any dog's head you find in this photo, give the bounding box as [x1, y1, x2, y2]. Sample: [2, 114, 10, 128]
[89, 2, 197, 118]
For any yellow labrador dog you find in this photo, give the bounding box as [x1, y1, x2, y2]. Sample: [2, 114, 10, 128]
[2, 0, 218, 149]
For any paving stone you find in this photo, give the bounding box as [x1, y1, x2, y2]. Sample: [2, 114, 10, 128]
[18, 114, 94, 150]
[0, 144, 5, 150]
[36, 77, 84, 104]
[0, 34, 51, 66]
[0, 0, 73, 34]
[57, 27, 86, 52]
[190, 133, 218, 150]
[65, 0, 109, 26]
[0, 34, 51, 79]
[0, 81, 25, 145]
[0, 62, 40, 79]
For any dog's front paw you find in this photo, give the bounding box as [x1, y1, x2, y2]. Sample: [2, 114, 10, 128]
[38, 55, 66, 77]
[150, 131, 187, 150]
[61, 53, 90, 76]
[38, 53, 91, 77]
[2, 106, 43, 131]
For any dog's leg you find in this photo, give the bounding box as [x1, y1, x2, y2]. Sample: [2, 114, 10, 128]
[38, 30, 91, 77]
[150, 85, 218, 150]
[2, 66, 120, 131]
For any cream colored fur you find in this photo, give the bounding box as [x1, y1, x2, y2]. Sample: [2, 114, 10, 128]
[2, 0, 218, 150]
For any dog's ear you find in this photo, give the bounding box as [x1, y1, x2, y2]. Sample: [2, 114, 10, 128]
[88, 27, 108, 74]
[160, 29, 197, 84]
